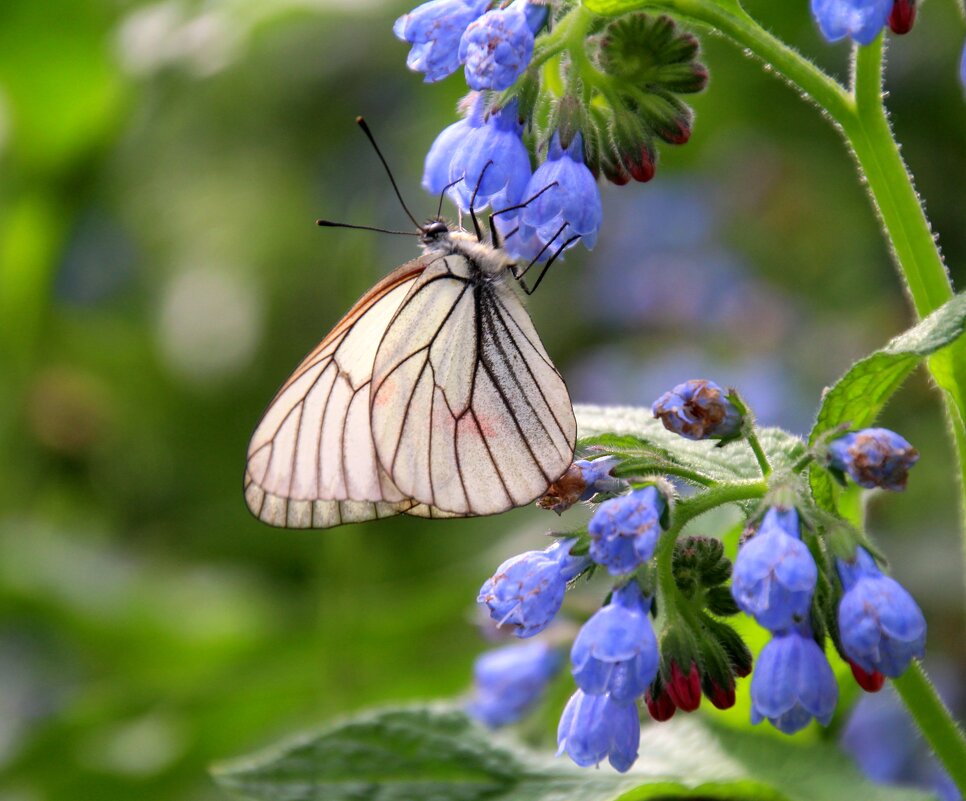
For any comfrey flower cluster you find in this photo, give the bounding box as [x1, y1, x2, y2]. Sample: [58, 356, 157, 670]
[466, 376, 929, 774]
[394, 1, 709, 262]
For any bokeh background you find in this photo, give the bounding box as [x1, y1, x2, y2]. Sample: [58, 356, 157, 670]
[1, 1, 965, 799]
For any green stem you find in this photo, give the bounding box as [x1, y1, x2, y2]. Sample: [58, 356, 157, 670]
[745, 432, 772, 477]
[656, 479, 767, 598]
[892, 662, 966, 792]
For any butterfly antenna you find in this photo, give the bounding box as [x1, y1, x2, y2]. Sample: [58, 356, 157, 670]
[437, 177, 464, 219]
[316, 219, 419, 236]
[356, 116, 422, 231]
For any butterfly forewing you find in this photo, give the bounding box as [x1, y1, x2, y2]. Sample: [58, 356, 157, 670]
[245, 257, 431, 528]
[370, 254, 577, 516]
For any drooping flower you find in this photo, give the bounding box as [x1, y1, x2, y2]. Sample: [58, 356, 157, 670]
[422, 103, 482, 195]
[837, 547, 926, 678]
[587, 486, 665, 576]
[394, 0, 490, 82]
[570, 581, 659, 705]
[447, 100, 532, 212]
[751, 625, 839, 734]
[506, 131, 602, 262]
[810, 0, 892, 45]
[556, 690, 640, 772]
[466, 641, 562, 727]
[537, 456, 625, 514]
[731, 507, 818, 632]
[652, 379, 742, 441]
[459, 1, 536, 91]
[827, 428, 919, 491]
[478, 538, 590, 638]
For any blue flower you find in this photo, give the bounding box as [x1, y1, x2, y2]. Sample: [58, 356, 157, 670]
[837, 547, 926, 677]
[448, 100, 531, 212]
[466, 641, 562, 727]
[505, 131, 602, 262]
[731, 507, 817, 632]
[575, 456, 625, 501]
[587, 486, 665, 576]
[422, 109, 481, 195]
[556, 690, 640, 772]
[810, 0, 892, 45]
[960, 40, 965, 89]
[570, 581, 659, 705]
[459, 1, 535, 91]
[751, 626, 839, 734]
[394, 0, 490, 83]
[652, 379, 742, 440]
[828, 428, 919, 491]
[478, 538, 590, 638]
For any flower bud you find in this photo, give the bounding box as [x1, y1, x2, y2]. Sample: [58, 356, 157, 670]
[645, 685, 677, 721]
[848, 659, 886, 693]
[537, 456, 624, 514]
[827, 428, 919, 491]
[652, 379, 743, 441]
[887, 0, 915, 34]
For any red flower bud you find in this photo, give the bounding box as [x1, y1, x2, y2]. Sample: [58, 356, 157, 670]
[666, 660, 702, 712]
[707, 678, 736, 710]
[849, 659, 886, 693]
[888, 0, 916, 34]
[645, 687, 677, 721]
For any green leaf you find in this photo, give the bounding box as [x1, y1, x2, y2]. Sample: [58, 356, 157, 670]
[575, 403, 805, 483]
[809, 292, 966, 510]
[212, 705, 933, 801]
[582, 0, 744, 17]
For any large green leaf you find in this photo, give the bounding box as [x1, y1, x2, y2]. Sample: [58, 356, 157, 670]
[809, 293, 966, 510]
[212, 705, 932, 801]
[575, 403, 805, 483]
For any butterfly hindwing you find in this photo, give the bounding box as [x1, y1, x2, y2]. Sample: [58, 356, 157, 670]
[245, 258, 431, 528]
[370, 254, 577, 516]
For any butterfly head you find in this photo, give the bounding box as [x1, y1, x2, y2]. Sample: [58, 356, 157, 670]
[419, 218, 451, 246]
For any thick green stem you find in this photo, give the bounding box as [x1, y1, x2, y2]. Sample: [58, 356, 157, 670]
[893, 663, 966, 792]
[745, 432, 772, 477]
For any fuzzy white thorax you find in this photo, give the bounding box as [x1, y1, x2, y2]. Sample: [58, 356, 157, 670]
[424, 229, 516, 277]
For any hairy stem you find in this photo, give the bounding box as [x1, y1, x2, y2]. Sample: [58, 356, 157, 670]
[893, 662, 966, 793]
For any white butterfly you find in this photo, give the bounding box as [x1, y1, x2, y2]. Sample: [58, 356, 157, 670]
[244, 217, 577, 528]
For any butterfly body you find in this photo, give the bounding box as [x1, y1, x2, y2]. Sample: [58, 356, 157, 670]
[245, 218, 576, 528]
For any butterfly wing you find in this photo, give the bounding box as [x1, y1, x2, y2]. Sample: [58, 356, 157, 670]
[245, 257, 432, 528]
[370, 254, 576, 516]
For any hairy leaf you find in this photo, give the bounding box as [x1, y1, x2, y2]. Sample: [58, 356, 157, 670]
[212, 705, 932, 801]
[575, 403, 804, 483]
[809, 292, 966, 510]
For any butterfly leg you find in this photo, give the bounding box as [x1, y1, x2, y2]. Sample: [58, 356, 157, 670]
[489, 182, 560, 246]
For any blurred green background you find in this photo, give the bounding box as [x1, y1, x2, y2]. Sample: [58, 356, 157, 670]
[1, 1, 964, 799]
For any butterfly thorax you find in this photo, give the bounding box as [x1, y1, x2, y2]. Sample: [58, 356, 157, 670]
[420, 227, 515, 279]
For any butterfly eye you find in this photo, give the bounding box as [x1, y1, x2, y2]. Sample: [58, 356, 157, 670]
[423, 220, 448, 238]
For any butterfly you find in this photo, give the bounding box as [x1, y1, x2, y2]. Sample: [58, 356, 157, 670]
[244, 123, 577, 528]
